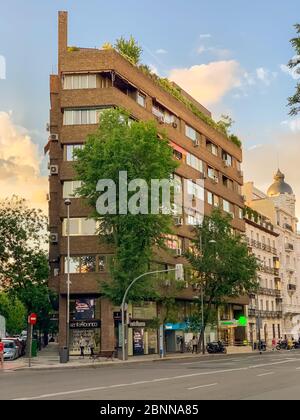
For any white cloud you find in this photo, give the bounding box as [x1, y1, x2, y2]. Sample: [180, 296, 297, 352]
[197, 45, 231, 59]
[256, 67, 277, 85]
[169, 60, 242, 106]
[280, 62, 300, 80]
[281, 118, 300, 132]
[0, 112, 47, 212]
[156, 49, 167, 55]
[199, 34, 212, 39]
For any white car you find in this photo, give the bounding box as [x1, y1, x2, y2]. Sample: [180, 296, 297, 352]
[3, 340, 18, 361]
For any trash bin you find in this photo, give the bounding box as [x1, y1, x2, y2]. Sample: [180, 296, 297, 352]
[60, 347, 69, 363]
[31, 339, 38, 358]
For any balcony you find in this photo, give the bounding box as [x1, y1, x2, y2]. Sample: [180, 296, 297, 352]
[248, 309, 282, 318]
[258, 287, 282, 297]
[285, 243, 294, 252]
[283, 304, 300, 316]
[283, 223, 294, 232]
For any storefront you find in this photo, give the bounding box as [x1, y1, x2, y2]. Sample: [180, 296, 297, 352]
[127, 302, 158, 356]
[69, 297, 101, 356]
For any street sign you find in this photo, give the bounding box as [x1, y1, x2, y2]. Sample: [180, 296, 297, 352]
[28, 313, 37, 325]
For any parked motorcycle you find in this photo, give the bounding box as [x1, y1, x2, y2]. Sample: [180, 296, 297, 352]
[276, 340, 288, 350]
[206, 341, 227, 354]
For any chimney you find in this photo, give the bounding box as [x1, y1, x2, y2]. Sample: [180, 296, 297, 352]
[58, 11, 68, 68]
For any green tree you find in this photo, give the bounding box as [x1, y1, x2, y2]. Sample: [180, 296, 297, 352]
[0, 293, 26, 334]
[74, 109, 178, 304]
[288, 24, 300, 115]
[115, 36, 142, 65]
[0, 197, 53, 339]
[185, 209, 259, 350]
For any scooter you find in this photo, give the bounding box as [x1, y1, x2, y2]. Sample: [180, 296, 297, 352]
[276, 340, 288, 350]
[206, 341, 227, 354]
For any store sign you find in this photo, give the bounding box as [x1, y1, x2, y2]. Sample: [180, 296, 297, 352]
[75, 299, 95, 320]
[70, 320, 101, 329]
[165, 322, 187, 331]
[129, 321, 146, 328]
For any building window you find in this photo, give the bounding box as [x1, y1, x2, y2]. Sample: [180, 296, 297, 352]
[137, 92, 146, 107]
[207, 141, 218, 156]
[185, 124, 197, 141]
[164, 234, 183, 251]
[223, 199, 230, 213]
[63, 74, 97, 90]
[222, 151, 232, 166]
[187, 213, 202, 226]
[238, 207, 243, 219]
[207, 167, 218, 182]
[63, 181, 82, 198]
[63, 108, 108, 125]
[187, 180, 204, 200]
[62, 218, 97, 236]
[64, 256, 96, 274]
[207, 191, 213, 206]
[64, 144, 83, 161]
[186, 153, 203, 172]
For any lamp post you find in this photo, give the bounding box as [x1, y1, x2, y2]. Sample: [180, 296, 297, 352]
[121, 266, 183, 361]
[198, 235, 216, 354]
[64, 198, 71, 362]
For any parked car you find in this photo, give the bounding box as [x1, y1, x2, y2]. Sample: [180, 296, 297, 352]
[6, 337, 25, 357]
[3, 340, 18, 361]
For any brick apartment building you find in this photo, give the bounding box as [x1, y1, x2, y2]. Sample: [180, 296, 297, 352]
[46, 11, 247, 356]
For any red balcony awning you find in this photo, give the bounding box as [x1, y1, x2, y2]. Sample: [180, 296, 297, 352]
[169, 141, 187, 156]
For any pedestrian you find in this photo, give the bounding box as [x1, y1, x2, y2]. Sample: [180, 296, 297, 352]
[272, 337, 277, 351]
[288, 337, 293, 350]
[179, 336, 184, 353]
[89, 337, 95, 359]
[192, 336, 198, 354]
[79, 336, 85, 359]
[0, 338, 4, 369]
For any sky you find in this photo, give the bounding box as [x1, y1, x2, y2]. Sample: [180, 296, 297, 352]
[0, 0, 299, 215]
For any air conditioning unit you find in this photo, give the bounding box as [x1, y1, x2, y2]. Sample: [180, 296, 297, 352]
[49, 134, 59, 141]
[193, 138, 200, 147]
[46, 123, 50, 132]
[50, 233, 58, 244]
[174, 217, 183, 226]
[53, 268, 60, 277]
[223, 160, 230, 167]
[175, 248, 182, 257]
[49, 165, 59, 175]
[46, 193, 50, 201]
[172, 122, 178, 129]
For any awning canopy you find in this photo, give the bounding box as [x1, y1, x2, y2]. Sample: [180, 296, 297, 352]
[169, 141, 187, 156]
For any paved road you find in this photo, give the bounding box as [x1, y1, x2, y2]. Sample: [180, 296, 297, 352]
[1, 351, 300, 400]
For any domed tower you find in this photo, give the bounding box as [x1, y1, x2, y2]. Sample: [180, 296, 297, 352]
[267, 169, 296, 217]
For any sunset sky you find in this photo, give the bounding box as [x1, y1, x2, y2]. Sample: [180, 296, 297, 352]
[0, 0, 299, 215]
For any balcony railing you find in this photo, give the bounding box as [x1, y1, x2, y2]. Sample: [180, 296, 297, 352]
[258, 287, 282, 297]
[248, 309, 282, 318]
[285, 243, 294, 252]
[248, 239, 277, 255]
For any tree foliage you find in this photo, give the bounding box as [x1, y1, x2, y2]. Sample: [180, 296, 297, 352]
[0, 197, 53, 331]
[0, 293, 26, 335]
[185, 209, 259, 337]
[288, 24, 300, 115]
[115, 36, 142, 65]
[74, 109, 178, 304]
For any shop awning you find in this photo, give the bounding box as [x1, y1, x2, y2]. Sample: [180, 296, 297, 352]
[169, 141, 187, 156]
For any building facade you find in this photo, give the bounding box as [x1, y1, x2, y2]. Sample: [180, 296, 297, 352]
[244, 208, 282, 346]
[46, 12, 247, 355]
[244, 171, 300, 340]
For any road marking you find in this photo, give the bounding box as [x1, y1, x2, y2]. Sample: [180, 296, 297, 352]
[14, 358, 299, 400]
[188, 383, 218, 390]
[257, 372, 274, 377]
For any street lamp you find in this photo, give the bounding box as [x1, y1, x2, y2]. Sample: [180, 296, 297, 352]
[64, 198, 71, 362]
[121, 266, 183, 361]
[198, 236, 217, 354]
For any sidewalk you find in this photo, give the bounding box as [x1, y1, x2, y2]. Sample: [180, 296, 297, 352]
[1, 343, 256, 372]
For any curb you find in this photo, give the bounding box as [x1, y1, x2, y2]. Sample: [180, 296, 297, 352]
[7, 351, 258, 372]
